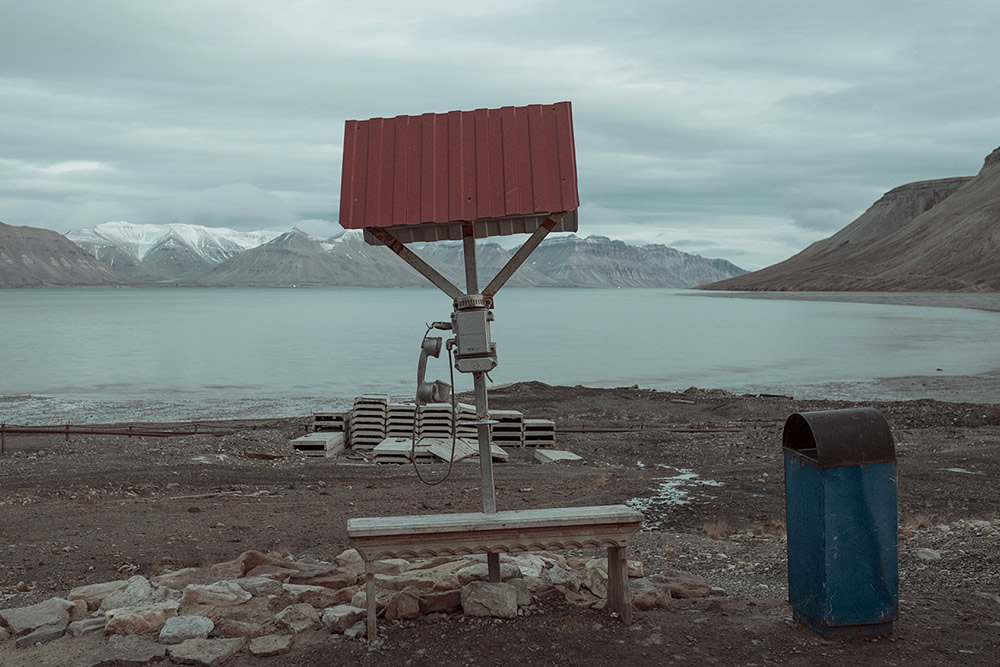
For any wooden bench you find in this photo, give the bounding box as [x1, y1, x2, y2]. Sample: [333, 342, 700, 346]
[347, 504, 643, 639]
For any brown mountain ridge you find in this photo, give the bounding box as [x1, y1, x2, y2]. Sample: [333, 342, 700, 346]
[703, 146, 1000, 292]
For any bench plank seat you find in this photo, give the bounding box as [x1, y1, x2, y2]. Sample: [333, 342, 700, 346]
[348, 504, 642, 639]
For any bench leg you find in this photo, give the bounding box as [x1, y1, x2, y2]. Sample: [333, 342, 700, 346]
[365, 562, 377, 641]
[607, 545, 632, 625]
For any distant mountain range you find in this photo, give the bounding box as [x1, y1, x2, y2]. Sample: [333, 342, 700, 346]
[0, 220, 747, 288]
[704, 146, 1000, 292]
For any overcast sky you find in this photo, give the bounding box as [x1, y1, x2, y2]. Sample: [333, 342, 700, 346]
[2, 1, 998, 270]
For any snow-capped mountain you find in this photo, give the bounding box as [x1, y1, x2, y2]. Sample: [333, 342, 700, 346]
[67, 221, 280, 281]
[1, 221, 747, 288]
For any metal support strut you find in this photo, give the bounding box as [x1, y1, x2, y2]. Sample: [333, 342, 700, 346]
[462, 226, 501, 582]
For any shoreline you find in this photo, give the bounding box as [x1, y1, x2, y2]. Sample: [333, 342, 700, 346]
[3, 373, 998, 428]
[688, 289, 1000, 313]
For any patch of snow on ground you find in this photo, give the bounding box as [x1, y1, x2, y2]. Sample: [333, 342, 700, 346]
[626, 466, 724, 530]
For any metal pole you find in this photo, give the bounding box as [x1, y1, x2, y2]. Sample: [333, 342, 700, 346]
[463, 229, 501, 583]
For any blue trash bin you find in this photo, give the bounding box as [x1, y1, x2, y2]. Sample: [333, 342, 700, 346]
[783, 407, 898, 638]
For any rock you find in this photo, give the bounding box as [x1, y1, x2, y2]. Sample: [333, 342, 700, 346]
[281, 583, 347, 608]
[175, 602, 221, 624]
[504, 553, 546, 578]
[274, 603, 320, 633]
[68, 580, 130, 611]
[321, 605, 366, 633]
[651, 570, 713, 599]
[343, 620, 366, 639]
[0, 626, 10, 641]
[236, 576, 283, 597]
[230, 550, 287, 576]
[455, 562, 521, 586]
[244, 565, 298, 581]
[100, 575, 164, 611]
[159, 615, 215, 644]
[78, 635, 167, 666]
[181, 581, 253, 607]
[215, 617, 270, 639]
[68, 616, 107, 637]
[14, 623, 65, 648]
[69, 598, 90, 621]
[559, 586, 600, 606]
[508, 578, 534, 606]
[461, 581, 518, 618]
[153, 567, 233, 590]
[417, 589, 462, 615]
[208, 560, 245, 580]
[630, 578, 674, 610]
[167, 637, 247, 666]
[334, 549, 367, 579]
[582, 559, 609, 598]
[372, 558, 410, 576]
[351, 589, 389, 615]
[0, 597, 73, 635]
[288, 566, 360, 590]
[384, 591, 420, 621]
[627, 560, 645, 578]
[378, 569, 454, 592]
[547, 565, 581, 591]
[105, 600, 179, 635]
[917, 548, 942, 562]
[248, 634, 293, 657]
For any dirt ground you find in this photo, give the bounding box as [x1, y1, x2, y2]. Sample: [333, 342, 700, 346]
[1, 381, 999, 666]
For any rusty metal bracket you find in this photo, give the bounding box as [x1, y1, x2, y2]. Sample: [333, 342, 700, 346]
[483, 213, 563, 300]
[367, 227, 465, 301]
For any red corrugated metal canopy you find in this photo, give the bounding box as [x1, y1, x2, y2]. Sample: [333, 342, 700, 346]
[339, 102, 579, 244]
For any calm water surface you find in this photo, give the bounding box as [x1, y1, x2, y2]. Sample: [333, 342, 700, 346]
[1, 288, 998, 423]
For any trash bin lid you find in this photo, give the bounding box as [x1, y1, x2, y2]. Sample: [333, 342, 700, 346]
[782, 407, 895, 467]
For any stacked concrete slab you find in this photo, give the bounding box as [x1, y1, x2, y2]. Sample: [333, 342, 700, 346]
[350, 395, 389, 451]
[418, 403, 454, 439]
[312, 412, 346, 432]
[454, 402, 478, 440]
[523, 418, 556, 447]
[290, 431, 345, 457]
[386, 403, 417, 437]
[490, 410, 524, 446]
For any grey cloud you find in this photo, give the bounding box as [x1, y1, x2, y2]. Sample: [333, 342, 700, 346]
[2, 1, 999, 269]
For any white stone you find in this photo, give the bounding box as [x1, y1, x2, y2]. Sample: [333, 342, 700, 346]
[14, 623, 65, 648]
[917, 547, 942, 562]
[99, 576, 164, 611]
[249, 634, 293, 657]
[181, 581, 252, 606]
[0, 597, 74, 636]
[166, 637, 247, 666]
[159, 615, 215, 645]
[68, 616, 106, 637]
[236, 576, 283, 597]
[504, 553, 546, 578]
[321, 605, 366, 633]
[274, 603, 320, 633]
[68, 580, 130, 611]
[583, 559, 608, 598]
[547, 564, 580, 591]
[105, 600, 179, 635]
[461, 581, 518, 618]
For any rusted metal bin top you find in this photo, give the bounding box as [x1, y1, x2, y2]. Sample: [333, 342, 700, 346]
[782, 407, 895, 468]
[339, 101, 579, 243]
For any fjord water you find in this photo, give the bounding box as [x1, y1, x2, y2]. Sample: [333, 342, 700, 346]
[2, 288, 998, 424]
